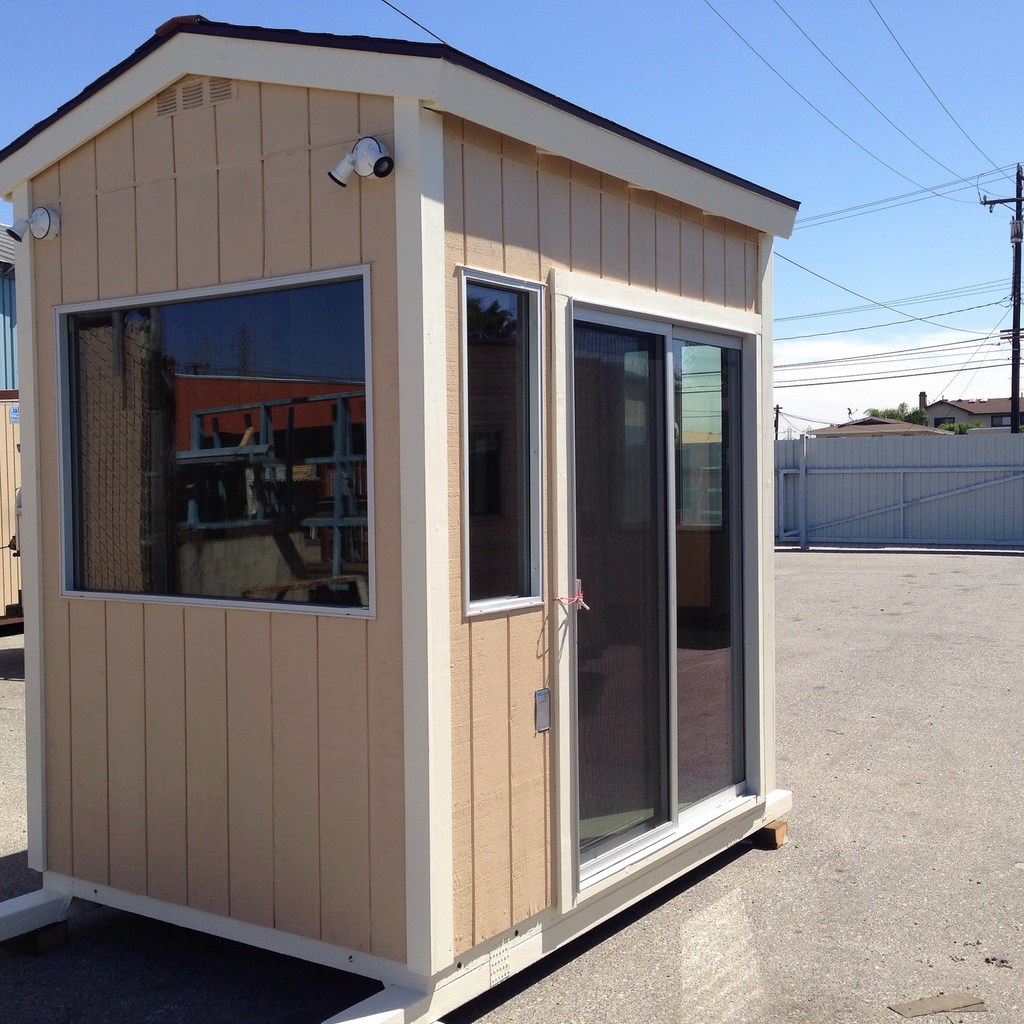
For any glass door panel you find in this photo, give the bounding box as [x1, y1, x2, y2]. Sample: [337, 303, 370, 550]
[673, 342, 744, 809]
[573, 321, 670, 862]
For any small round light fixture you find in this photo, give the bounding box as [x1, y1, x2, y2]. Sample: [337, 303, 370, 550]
[5, 206, 60, 243]
[328, 138, 394, 187]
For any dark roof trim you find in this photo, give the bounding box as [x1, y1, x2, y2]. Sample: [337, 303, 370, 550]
[0, 17, 799, 212]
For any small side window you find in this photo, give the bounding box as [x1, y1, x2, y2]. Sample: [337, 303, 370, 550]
[463, 274, 542, 609]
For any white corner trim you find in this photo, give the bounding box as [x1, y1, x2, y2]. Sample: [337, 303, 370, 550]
[756, 239, 778, 795]
[394, 97, 453, 978]
[14, 183, 46, 873]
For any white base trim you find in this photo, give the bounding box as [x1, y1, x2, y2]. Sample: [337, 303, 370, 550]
[764, 787, 793, 820]
[41, 872, 427, 992]
[320, 985, 431, 1024]
[0, 888, 73, 941]
[399, 788, 794, 1023]
[37, 788, 791, 1024]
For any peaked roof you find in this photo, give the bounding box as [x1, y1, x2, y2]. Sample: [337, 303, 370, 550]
[809, 416, 950, 437]
[928, 397, 1018, 416]
[0, 15, 798, 236]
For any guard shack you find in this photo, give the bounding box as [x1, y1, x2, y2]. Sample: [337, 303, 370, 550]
[0, 17, 797, 1023]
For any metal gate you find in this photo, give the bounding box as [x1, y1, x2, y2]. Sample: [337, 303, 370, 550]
[776, 435, 1024, 548]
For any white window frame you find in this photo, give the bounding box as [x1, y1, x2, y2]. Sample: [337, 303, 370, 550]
[459, 267, 544, 616]
[55, 265, 376, 618]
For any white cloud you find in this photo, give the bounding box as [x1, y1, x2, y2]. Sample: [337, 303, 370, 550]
[771, 328, 1014, 434]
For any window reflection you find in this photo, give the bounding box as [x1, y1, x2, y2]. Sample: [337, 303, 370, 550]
[465, 281, 535, 603]
[674, 343, 743, 807]
[68, 278, 371, 608]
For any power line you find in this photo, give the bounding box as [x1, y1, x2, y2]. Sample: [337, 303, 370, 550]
[794, 167, 1016, 229]
[699, 0, 968, 200]
[775, 334, 1007, 370]
[778, 356, 1009, 384]
[774, 299, 999, 339]
[777, 279, 1006, 321]
[866, 0, 1011, 184]
[770, 0, 970, 185]
[377, 0, 450, 44]
[776, 410, 834, 424]
[776, 300, 1005, 340]
[775, 253, 995, 336]
[940, 308, 1013, 399]
[774, 359, 1010, 389]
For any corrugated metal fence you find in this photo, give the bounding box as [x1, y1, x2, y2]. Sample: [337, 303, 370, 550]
[776, 435, 1024, 548]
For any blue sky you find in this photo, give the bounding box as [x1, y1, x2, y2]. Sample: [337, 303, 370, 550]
[2, 0, 1022, 429]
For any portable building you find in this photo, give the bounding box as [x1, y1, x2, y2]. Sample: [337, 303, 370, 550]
[0, 17, 798, 1022]
[0, 232, 21, 621]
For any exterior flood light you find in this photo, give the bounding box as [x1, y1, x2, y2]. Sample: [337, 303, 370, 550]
[328, 137, 394, 187]
[5, 206, 60, 242]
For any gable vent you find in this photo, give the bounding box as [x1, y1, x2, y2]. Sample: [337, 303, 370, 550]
[156, 77, 237, 117]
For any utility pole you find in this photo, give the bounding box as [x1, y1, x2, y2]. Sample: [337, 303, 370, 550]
[981, 163, 1023, 434]
[774, 404, 781, 440]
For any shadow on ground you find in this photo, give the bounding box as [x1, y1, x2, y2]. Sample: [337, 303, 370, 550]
[446, 842, 754, 1023]
[1, 891, 382, 1024]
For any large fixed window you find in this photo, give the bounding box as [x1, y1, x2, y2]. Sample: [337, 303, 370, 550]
[62, 272, 373, 611]
[462, 271, 542, 610]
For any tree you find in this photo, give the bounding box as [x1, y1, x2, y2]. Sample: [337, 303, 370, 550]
[864, 401, 927, 425]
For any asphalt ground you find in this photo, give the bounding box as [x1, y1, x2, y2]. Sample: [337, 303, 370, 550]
[1, 550, 1023, 1023]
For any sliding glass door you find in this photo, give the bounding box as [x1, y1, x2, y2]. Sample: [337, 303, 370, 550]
[673, 342, 744, 810]
[573, 319, 744, 869]
[573, 321, 670, 861]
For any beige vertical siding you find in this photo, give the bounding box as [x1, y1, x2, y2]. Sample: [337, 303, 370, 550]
[144, 603, 188, 904]
[226, 610, 274, 927]
[106, 601, 147, 894]
[445, 117, 553, 955]
[444, 114, 760, 953]
[31, 82, 404, 959]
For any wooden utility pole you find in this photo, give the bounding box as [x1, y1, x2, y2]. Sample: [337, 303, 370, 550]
[981, 164, 1023, 434]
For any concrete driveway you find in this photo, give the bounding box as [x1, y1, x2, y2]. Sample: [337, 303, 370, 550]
[1, 551, 1022, 1023]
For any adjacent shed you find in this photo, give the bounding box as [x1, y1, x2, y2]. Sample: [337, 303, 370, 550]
[0, 231, 21, 620]
[0, 17, 798, 1023]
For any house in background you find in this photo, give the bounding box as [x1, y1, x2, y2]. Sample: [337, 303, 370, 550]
[923, 394, 1022, 431]
[921, 387, 1024, 428]
[0, 16, 797, 1024]
[808, 416, 950, 438]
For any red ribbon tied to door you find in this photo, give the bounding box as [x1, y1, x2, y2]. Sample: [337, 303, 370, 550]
[556, 579, 590, 611]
